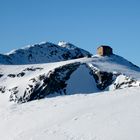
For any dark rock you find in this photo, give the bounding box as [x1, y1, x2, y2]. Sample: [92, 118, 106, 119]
[0, 74, 3, 78]
[86, 64, 113, 90]
[23, 67, 43, 72]
[17, 72, 25, 77]
[8, 74, 16, 78]
[9, 87, 19, 102]
[0, 86, 6, 93]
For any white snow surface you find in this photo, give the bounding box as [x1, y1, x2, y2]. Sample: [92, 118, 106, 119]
[0, 87, 140, 140]
[89, 55, 140, 80]
[58, 41, 76, 49]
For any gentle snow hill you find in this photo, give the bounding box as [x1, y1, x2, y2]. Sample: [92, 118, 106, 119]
[0, 41, 91, 64]
[0, 87, 140, 140]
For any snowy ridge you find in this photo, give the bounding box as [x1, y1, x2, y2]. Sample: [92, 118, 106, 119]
[0, 41, 91, 64]
[0, 54, 140, 103]
[89, 54, 140, 79]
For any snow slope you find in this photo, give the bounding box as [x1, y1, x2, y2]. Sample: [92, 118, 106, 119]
[89, 54, 140, 80]
[0, 87, 140, 140]
[66, 64, 99, 94]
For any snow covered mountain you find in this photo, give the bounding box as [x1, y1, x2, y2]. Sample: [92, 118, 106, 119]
[0, 46, 140, 103]
[0, 42, 140, 140]
[0, 41, 91, 64]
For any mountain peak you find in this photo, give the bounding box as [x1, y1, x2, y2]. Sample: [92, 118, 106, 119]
[0, 41, 92, 65]
[58, 41, 67, 46]
[58, 41, 76, 49]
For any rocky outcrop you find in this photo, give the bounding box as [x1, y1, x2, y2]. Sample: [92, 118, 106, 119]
[109, 75, 140, 90]
[86, 64, 114, 90]
[87, 63, 140, 91]
[9, 63, 80, 103]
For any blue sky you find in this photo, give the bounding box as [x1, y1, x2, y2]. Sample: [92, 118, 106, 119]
[0, 0, 140, 66]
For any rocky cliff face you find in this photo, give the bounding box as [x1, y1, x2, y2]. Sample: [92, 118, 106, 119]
[9, 63, 80, 103]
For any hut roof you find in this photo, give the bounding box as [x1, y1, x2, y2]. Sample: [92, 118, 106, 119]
[97, 45, 112, 49]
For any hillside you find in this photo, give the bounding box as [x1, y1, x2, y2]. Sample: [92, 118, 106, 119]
[0, 87, 140, 140]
